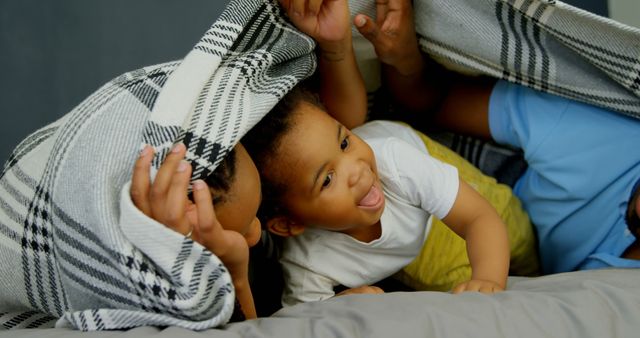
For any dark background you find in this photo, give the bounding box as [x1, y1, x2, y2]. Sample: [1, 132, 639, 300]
[0, 0, 607, 165]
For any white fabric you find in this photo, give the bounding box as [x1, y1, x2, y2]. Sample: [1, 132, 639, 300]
[280, 121, 459, 306]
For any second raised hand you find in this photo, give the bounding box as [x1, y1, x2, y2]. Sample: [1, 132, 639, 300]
[353, 0, 423, 76]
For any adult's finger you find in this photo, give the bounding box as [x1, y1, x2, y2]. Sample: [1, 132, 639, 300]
[131, 145, 153, 216]
[191, 180, 224, 249]
[192, 180, 250, 269]
[164, 160, 193, 235]
[151, 143, 186, 201]
[166, 160, 192, 208]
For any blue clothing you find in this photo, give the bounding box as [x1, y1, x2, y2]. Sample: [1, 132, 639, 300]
[488, 80, 640, 273]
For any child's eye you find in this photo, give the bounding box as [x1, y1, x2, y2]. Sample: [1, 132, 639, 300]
[340, 136, 349, 150]
[321, 172, 333, 189]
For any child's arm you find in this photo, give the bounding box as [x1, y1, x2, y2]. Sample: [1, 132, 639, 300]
[441, 179, 510, 292]
[280, 0, 367, 129]
[131, 144, 257, 318]
[354, 0, 439, 113]
[355, 0, 495, 140]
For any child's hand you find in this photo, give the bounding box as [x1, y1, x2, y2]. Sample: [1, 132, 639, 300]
[130, 144, 250, 278]
[335, 285, 385, 297]
[452, 279, 504, 294]
[353, 0, 423, 75]
[279, 0, 351, 46]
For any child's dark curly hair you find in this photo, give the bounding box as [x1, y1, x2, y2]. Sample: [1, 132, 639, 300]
[243, 85, 322, 223]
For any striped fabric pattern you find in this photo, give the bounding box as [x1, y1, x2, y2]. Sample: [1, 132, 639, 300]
[349, 0, 640, 118]
[2, 0, 639, 332]
[0, 0, 314, 331]
[406, 0, 640, 118]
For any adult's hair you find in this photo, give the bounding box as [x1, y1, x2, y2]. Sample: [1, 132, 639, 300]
[202, 147, 236, 205]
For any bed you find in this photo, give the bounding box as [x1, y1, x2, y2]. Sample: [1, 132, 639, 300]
[1, 0, 640, 336]
[5, 269, 640, 337]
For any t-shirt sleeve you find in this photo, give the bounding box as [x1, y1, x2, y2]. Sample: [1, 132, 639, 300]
[280, 258, 336, 307]
[383, 138, 459, 220]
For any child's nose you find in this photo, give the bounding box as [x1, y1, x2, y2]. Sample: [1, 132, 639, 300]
[347, 160, 367, 187]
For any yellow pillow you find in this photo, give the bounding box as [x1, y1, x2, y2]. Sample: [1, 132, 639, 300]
[394, 128, 540, 291]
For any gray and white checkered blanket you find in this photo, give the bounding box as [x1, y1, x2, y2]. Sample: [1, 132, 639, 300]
[0, 0, 314, 331]
[1, 0, 639, 332]
[408, 0, 640, 118]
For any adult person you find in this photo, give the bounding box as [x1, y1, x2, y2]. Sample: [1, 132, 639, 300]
[352, 0, 640, 273]
[130, 143, 262, 319]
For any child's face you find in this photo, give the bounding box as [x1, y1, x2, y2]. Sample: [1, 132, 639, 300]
[213, 144, 262, 247]
[271, 102, 385, 235]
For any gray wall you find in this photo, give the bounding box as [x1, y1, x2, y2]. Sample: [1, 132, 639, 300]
[0, 0, 230, 165]
[0, 0, 606, 165]
[570, 0, 609, 16]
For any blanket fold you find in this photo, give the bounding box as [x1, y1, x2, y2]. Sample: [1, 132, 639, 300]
[1, 0, 639, 332]
[404, 0, 640, 118]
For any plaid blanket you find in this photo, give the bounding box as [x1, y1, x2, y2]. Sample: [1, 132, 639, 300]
[1, 0, 639, 332]
[407, 0, 640, 118]
[0, 0, 314, 331]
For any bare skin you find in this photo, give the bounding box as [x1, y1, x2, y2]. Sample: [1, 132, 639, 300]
[131, 143, 261, 319]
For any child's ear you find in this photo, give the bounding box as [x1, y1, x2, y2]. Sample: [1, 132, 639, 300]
[266, 216, 305, 237]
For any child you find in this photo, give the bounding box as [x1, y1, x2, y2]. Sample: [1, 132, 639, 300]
[130, 142, 263, 319]
[241, 0, 521, 306]
[354, 0, 640, 272]
[244, 84, 512, 305]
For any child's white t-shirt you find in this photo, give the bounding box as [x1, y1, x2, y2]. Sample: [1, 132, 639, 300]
[279, 121, 459, 306]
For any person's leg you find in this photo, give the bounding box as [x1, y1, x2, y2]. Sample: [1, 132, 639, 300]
[488, 81, 640, 272]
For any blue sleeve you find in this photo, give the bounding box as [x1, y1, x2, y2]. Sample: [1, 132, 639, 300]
[488, 80, 568, 155]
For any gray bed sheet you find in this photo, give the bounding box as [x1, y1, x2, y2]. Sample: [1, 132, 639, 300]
[4, 268, 639, 338]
